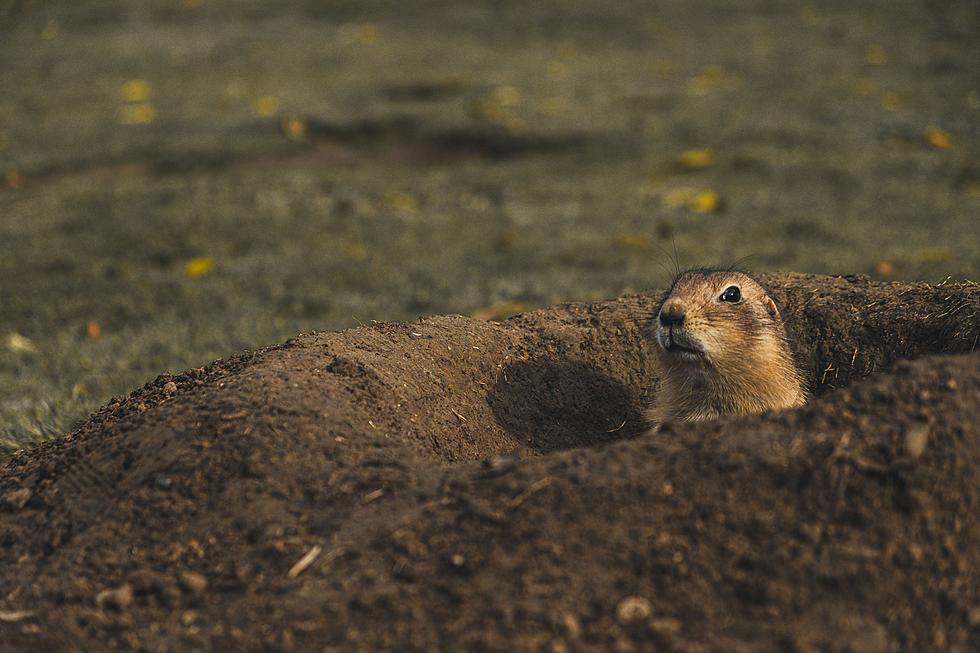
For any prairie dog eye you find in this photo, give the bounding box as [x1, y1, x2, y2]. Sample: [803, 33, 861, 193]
[719, 286, 741, 303]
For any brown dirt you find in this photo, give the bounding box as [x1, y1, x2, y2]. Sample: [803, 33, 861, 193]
[1, 272, 978, 652]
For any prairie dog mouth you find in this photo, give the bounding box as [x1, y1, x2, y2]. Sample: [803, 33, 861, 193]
[657, 329, 704, 357]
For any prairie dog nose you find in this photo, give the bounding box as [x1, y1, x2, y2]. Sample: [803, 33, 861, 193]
[659, 299, 686, 327]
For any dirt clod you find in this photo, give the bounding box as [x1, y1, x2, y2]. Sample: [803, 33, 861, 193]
[178, 571, 207, 594]
[905, 424, 930, 459]
[96, 585, 134, 611]
[616, 596, 653, 624]
[1, 487, 31, 511]
[968, 607, 980, 628]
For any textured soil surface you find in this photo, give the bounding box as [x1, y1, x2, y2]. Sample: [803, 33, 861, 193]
[1, 273, 978, 652]
[3, 0, 979, 451]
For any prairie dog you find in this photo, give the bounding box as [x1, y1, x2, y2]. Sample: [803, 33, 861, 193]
[646, 269, 806, 429]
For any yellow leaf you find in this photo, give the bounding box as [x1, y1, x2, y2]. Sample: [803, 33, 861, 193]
[492, 85, 521, 107]
[468, 97, 505, 122]
[471, 302, 527, 321]
[661, 188, 696, 209]
[121, 79, 152, 102]
[619, 233, 652, 249]
[253, 95, 280, 117]
[502, 116, 527, 133]
[4, 165, 23, 189]
[119, 103, 156, 125]
[281, 114, 307, 140]
[6, 333, 37, 353]
[677, 148, 717, 169]
[184, 256, 215, 278]
[356, 24, 381, 45]
[875, 261, 896, 276]
[467, 86, 524, 126]
[866, 44, 887, 65]
[924, 126, 954, 150]
[912, 247, 955, 263]
[383, 191, 418, 212]
[688, 190, 721, 213]
[687, 65, 737, 96]
[852, 78, 878, 97]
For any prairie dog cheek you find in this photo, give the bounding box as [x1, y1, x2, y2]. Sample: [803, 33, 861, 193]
[695, 327, 728, 360]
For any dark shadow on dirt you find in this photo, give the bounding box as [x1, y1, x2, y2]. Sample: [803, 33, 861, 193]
[17, 115, 592, 183]
[486, 359, 646, 453]
[383, 81, 468, 102]
[303, 115, 590, 161]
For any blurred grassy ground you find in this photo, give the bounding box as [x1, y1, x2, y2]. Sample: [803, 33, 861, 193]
[1, 0, 978, 452]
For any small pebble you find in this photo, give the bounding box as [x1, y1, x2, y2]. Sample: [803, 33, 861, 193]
[904, 425, 929, 459]
[179, 571, 208, 594]
[967, 606, 980, 627]
[616, 596, 652, 623]
[560, 612, 581, 639]
[96, 584, 134, 610]
[2, 487, 32, 511]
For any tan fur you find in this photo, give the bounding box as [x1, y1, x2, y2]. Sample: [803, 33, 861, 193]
[646, 270, 806, 430]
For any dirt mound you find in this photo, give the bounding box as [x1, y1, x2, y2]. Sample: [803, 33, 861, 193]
[1, 273, 978, 652]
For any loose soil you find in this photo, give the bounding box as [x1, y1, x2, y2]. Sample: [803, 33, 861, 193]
[3, 0, 979, 451]
[1, 273, 979, 652]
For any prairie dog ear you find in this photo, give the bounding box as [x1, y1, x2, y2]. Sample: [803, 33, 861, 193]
[764, 296, 780, 319]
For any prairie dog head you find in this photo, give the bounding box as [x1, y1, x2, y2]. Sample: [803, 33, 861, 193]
[647, 269, 805, 426]
[654, 270, 785, 372]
